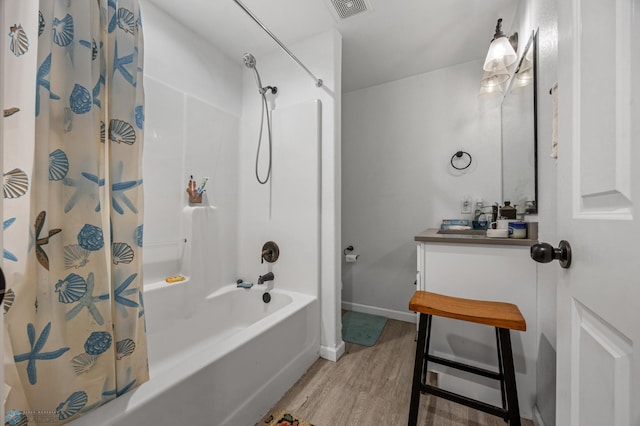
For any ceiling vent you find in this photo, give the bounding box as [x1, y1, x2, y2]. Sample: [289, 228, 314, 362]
[329, 0, 371, 20]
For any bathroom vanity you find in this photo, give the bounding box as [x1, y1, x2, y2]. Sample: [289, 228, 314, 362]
[414, 229, 537, 419]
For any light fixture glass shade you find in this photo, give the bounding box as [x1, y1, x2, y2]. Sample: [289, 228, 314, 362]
[479, 84, 503, 96]
[478, 84, 503, 108]
[514, 62, 533, 86]
[483, 36, 517, 71]
[481, 67, 510, 89]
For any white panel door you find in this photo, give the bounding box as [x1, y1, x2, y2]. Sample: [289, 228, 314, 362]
[556, 0, 640, 424]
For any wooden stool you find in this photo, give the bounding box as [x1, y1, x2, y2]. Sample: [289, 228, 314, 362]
[407, 291, 526, 425]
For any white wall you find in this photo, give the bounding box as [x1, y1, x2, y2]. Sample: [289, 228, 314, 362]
[342, 59, 501, 317]
[237, 30, 343, 360]
[513, 0, 559, 424]
[140, 1, 242, 116]
[141, 1, 241, 295]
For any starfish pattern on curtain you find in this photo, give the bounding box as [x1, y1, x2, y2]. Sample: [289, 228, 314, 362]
[3, 1, 148, 424]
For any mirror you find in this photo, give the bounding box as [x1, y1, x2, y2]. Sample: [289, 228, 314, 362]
[501, 30, 538, 215]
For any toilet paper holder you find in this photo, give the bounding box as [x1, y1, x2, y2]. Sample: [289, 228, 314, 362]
[345, 254, 359, 263]
[343, 245, 359, 263]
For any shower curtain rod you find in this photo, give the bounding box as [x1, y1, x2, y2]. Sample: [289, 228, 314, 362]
[231, 0, 324, 88]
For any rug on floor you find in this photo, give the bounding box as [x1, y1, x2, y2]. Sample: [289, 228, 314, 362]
[342, 310, 388, 347]
[258, 409, 314, 426]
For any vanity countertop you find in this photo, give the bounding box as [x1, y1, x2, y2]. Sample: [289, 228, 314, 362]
[415, 228, 537, 246]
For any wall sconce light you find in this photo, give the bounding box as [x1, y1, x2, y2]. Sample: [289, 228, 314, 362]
[480, 67, 510, 93]
[479, 18, 518, 96]
[483, 18, 518, 72]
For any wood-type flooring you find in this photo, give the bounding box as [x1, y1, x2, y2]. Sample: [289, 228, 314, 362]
[269, 318, 534, 426]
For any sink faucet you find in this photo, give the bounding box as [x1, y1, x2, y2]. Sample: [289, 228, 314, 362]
[258, 272, 274, 285]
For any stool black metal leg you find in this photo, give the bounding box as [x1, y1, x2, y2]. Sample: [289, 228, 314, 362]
[408, 313, 428, 426]
[421, 314, 433, 385]
[495, 328, 507, 413]
[498, 328, 521, 426]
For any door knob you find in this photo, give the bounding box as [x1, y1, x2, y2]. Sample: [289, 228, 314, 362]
[530, 240, 572, 268]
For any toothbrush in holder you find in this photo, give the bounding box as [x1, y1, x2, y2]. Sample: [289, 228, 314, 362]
[196, 177, 208, 194]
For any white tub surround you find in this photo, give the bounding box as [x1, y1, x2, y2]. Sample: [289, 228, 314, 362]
[141, 0, 240, 288]
[238, 30, 343, 361]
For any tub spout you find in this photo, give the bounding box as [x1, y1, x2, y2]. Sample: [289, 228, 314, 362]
[258, 272, 274, 285]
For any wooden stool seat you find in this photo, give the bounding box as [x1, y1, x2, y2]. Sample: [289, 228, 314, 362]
[409, 291, 526, 331]
[408, 291, 526, 426]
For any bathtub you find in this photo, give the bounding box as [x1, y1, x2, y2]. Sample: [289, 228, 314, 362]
[71, 280, 320, 426]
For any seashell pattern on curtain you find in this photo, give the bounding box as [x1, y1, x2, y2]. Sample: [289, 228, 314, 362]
[3, 0, 148, 424]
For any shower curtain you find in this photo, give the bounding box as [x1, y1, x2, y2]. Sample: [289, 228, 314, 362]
[3, 0, 148, 424]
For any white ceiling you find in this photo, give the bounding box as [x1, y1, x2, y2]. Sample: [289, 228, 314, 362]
[147, 0, 519, 93]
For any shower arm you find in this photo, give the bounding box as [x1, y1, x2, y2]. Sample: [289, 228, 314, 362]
[231, 0, 324, 88]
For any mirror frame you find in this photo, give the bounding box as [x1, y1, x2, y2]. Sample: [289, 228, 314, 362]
[501, 30, 538, 215]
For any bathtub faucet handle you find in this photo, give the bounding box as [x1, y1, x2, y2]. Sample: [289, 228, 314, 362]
[261, 241, 280, 264]
[258, 272, 275, 285]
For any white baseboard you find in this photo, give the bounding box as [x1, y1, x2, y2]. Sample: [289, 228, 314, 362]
[342, 301, 416, 323]
[533, 405, 546, 426]
[320, 340, 345, 362]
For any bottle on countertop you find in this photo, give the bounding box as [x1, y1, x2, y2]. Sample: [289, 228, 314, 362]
[492, 203, 499, 224]
[499, 201, 517, 220]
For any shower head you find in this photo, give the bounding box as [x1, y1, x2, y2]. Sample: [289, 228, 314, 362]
[243, 52, 262, 90]
[243, 53, 256, 69]
[242, 53, 277, 95]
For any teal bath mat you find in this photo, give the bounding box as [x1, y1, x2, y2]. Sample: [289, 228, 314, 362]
[342, 311, 388, 347]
